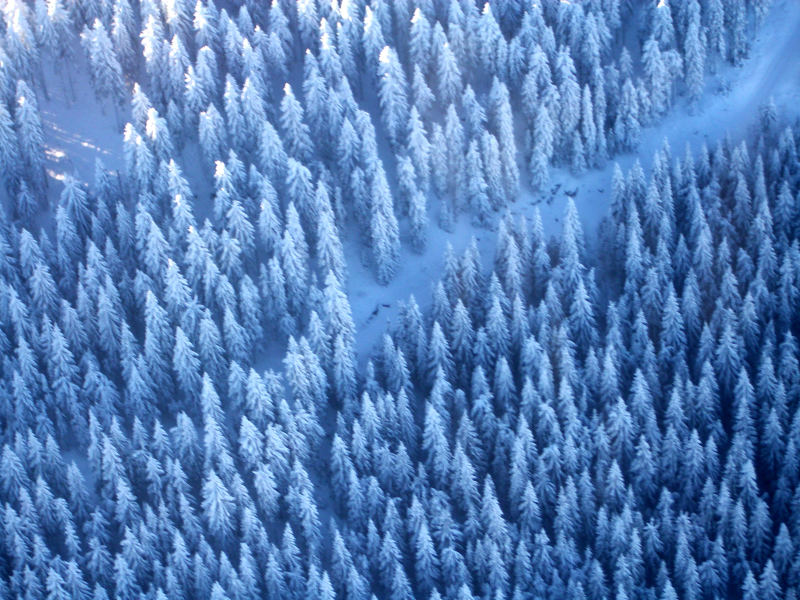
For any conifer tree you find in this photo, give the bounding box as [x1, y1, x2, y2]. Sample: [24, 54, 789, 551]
[82, 19, 126, 107]
[370, 168, 400, 285]
[436, 41, 461, 107]
[377, 46, 409, 148]
[466, 139, 491, 226]
[15, 81, 47, 193]
[683, 3, 706, 107]
[0, 101, 20, 195]
[280, 83, 313, 162]
[615, 78, 641, 151]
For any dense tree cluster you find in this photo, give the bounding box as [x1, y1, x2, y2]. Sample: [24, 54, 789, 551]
[350, 116, 800, 600]
[1, 0, 770, 281]
[0, 0, 791, 599]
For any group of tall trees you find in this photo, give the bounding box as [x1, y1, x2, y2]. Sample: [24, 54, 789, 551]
[0, 0, 773, 283]
[0, 0, 792, 599]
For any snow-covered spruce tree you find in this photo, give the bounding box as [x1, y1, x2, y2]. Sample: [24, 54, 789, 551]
[0, 98, 20, 196]
[14, 81, 47, 194]
[370, 166, 400, 285]
[377, 45, 409, 149]
[280, 82, 313, 162]
[81, 18, 126, 109]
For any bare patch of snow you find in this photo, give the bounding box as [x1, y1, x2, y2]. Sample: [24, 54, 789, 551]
[39, 53, 125, 192]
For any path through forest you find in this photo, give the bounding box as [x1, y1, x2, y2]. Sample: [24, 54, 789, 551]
[36, 0, 800, 369]
[347, 0, 800, 364]
[533, 0, 800, 237]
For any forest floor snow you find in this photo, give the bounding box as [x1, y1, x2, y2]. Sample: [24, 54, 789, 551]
[40, 52, 125, 193]
[36, 0, 800, 372]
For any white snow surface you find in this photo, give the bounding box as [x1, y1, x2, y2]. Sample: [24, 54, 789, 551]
[37, 0, 800, 370]
[40, 53, 125, 187]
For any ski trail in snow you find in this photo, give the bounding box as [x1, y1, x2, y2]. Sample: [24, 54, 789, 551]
[349, 0, 800, 365]
[533, 0, 800, 237]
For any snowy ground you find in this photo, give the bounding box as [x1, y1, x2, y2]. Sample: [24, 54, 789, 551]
[40, 54, 125, 189]
[37, 0, 800, 369]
